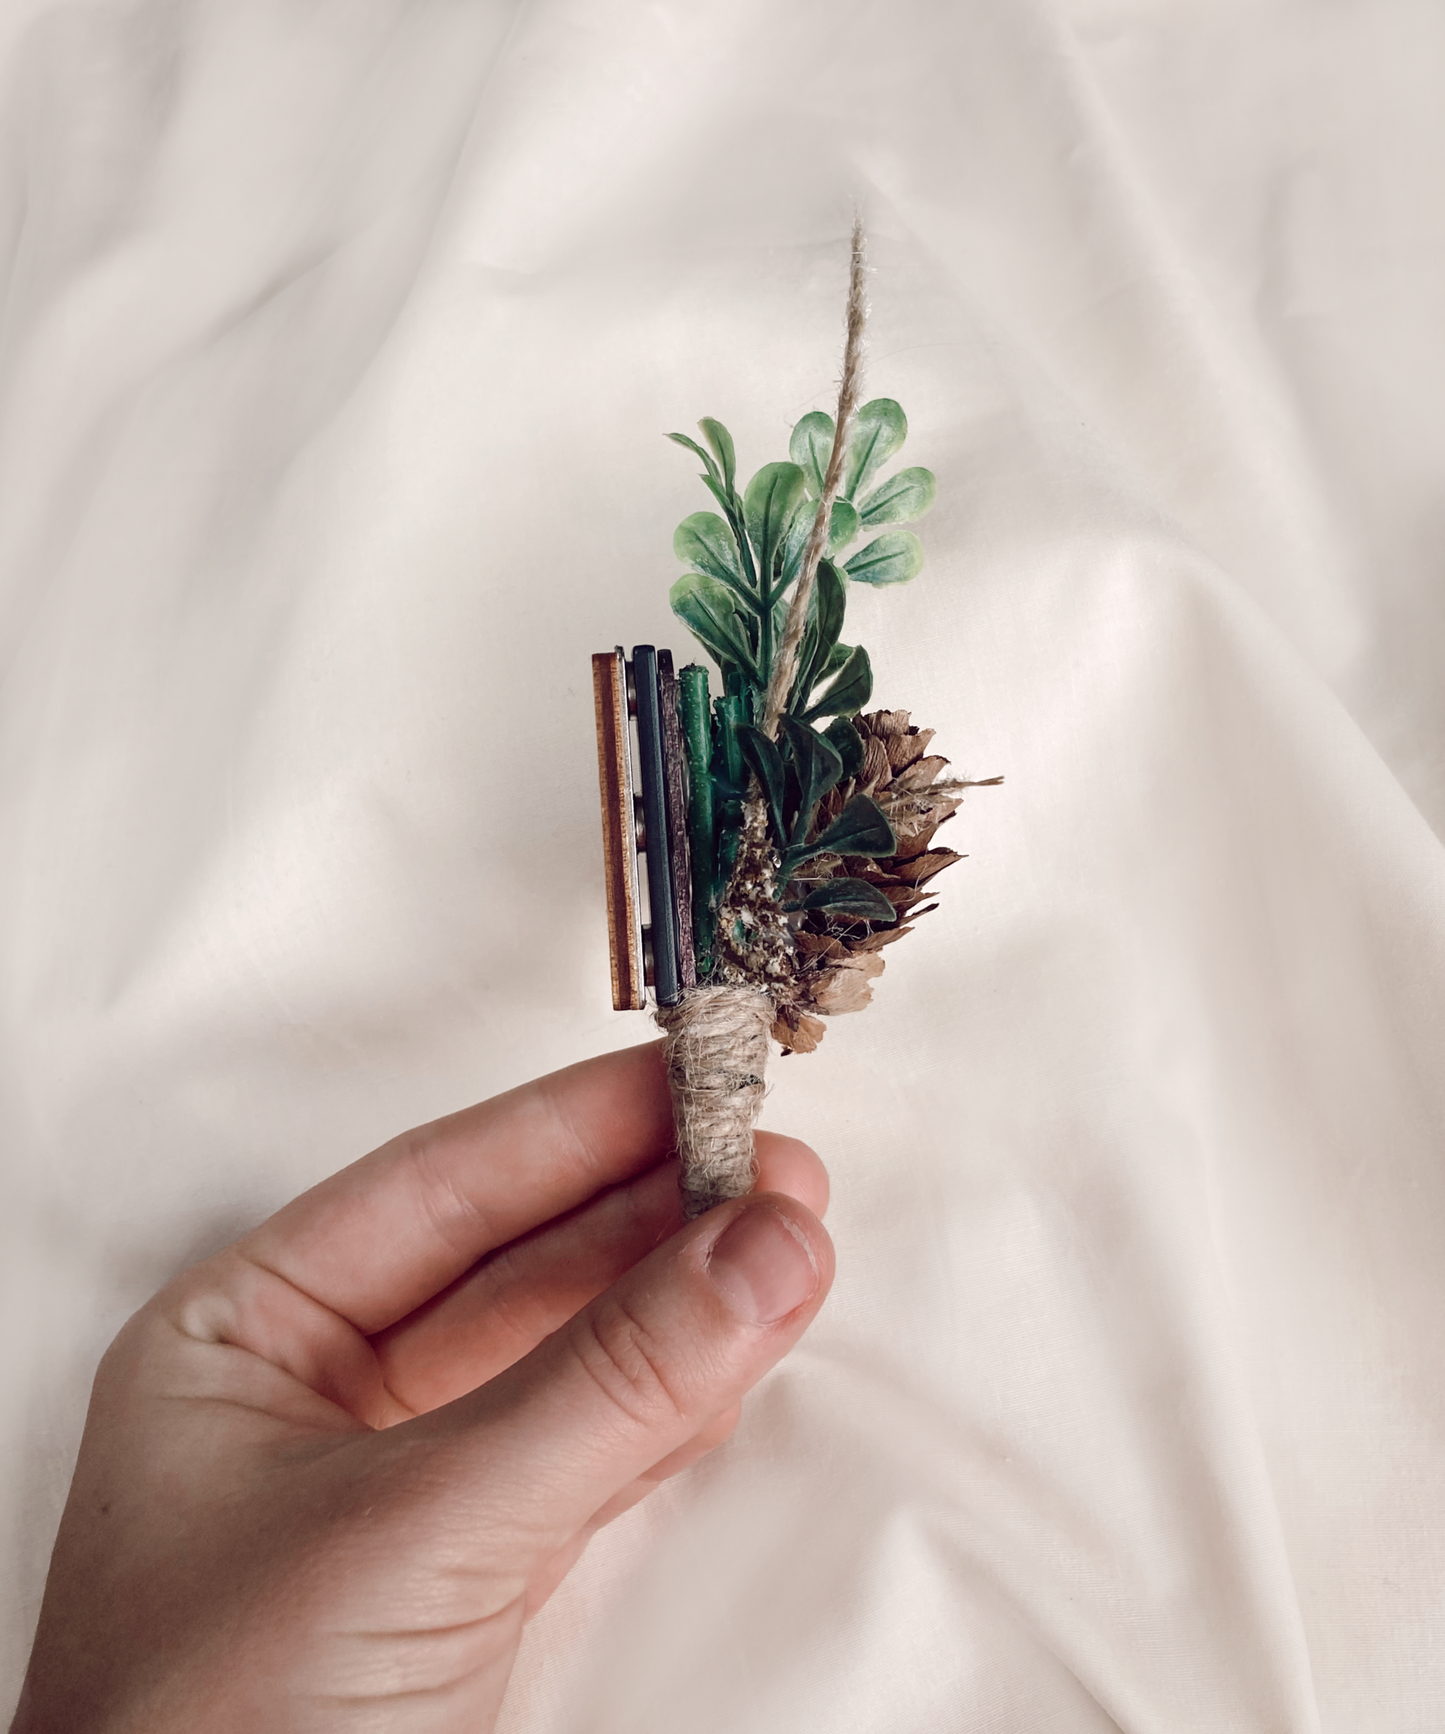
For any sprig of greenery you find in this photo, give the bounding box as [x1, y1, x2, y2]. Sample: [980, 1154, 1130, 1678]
[666, 400, 936, 975]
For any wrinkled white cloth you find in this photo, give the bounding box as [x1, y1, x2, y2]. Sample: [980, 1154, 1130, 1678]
[4, 1, 1445, 1727]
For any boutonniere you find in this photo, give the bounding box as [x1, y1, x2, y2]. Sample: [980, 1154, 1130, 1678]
[593, 224, 999, 1218]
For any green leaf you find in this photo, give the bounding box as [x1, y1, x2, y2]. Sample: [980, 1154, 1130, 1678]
[859, 466, 936, 526]
[698, 418, 737, 494]
[811, 793, 895, 858]
[815, 639, 854, 682]
[842, 399, 908, 501]
[824, 714, 865, 778]
[779, 715, 844, 846]
[792, 560, 847, 707]
[667, 431, 722, 486]
[777, 502, 815, 593]
[844, 531, 924, 587]
[802, 644, 873, 720]
[670, 573, 758, 679]
[801, 878, 897, 920]
[743, 462, 808, 595]
[790, 410, 835, 497]
[674, 512, 749, 599]
[828, 498, 860, 553]
[739, 725, 788, 845]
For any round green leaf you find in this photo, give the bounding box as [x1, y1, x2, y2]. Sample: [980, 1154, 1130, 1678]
[789, 410, 835, 497]
[743, 461, 808, 590]
[670, 573, 757, 678]
[842, 399, 908, 501]
[674, 512, 745, 594]
[844, 530, 924, 587]
[858, 466, 936, 527]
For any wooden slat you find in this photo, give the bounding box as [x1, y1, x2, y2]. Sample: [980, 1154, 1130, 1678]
[592, 649, 645, 1010]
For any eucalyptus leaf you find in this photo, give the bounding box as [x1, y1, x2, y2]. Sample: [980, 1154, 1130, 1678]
[842, 398, 908, 500]
[743, 461, 808, 594]
[844, 531, 924, 587]
[858, 466, 936, 527]
[779, 715, 845, 845]
[824, 714, 865, 778]
[828, 498, 860, 553]
[801, 879, 897, 920]
[670, 573, 758, 679]
[698, 418, 737, 494]
[789, 410, 835, 497]
[674, 512, 748, 599]
[739, 724, 788, 845]
[802, 644, 873, 720]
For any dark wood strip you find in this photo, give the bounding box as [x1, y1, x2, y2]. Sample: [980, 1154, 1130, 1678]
[657, 651, 696, 990]
[591, 649, 644, 1011]
[631, 646, 681, 1007]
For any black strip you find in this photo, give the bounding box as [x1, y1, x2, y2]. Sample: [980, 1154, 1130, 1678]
[657, 651, 696, 990]
[631, 646, 681, 1006]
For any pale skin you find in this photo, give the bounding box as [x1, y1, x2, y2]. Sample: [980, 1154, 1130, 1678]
[11, 1042, 833, 1733]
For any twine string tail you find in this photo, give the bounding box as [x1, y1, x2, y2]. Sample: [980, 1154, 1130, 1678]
[762, 217, 869, 737]
[656, 986, 774, 1220]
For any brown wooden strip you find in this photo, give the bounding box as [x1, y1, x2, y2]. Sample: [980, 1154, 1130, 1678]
[592, 649, 645, 1010]
[657, 650, 696, 990]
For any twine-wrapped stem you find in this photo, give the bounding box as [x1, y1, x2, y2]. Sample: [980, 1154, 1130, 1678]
[656, 986, 774, 1220]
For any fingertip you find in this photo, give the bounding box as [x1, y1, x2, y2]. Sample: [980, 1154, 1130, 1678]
[753, 1132, 830, 1218]
[702, 1192, 834, 1327]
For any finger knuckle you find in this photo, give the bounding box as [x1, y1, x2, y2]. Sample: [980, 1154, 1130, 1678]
[570, 1296, 690, 1432]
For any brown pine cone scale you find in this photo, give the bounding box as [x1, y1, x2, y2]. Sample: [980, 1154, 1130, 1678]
[768, 709, 999, 1054]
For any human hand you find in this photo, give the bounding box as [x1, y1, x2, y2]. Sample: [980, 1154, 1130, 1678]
[12, 1042, 832, 1733]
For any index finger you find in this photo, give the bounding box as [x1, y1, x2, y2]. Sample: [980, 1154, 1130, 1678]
[235, 1041, 675, 1335]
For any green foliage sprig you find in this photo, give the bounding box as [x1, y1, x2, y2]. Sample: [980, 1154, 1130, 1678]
[667, 402, 937, 977]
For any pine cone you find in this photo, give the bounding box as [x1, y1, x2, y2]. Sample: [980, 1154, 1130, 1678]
[770, 710, 997, 1054]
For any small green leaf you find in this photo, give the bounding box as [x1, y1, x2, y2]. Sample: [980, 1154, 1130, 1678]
[842, 399, 908, 500]
[777, 502, 815, 592]
[674, 512, 749, 599]
[791, 560, 847, 707]
[790, 410, 835, 497]
[743, 462, 808, 595]
[828, 498, 860, 553]
[844, 531, 924, 587]
[670, 573, 758, 679]
[667, 431, 722, 486]
[802, 644, 873, 720]
[801, 879, 897, 920]
[739, 725, 788, 845]
[815, 639, 854, 682]
[859, 466, 936, 526]
[811, 793, 895, 858]
[824, 714, 865, 777]
[779, 715, 845, 845]
[698, 418, 737, 494]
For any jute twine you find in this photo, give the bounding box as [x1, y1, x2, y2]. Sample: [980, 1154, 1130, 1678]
[655, 986, 774, 1220]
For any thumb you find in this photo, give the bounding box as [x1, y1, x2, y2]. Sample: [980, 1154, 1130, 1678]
[419, 1192, 834, 1560]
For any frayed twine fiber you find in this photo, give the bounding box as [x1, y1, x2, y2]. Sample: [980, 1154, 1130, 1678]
[655, 986, 774, 1219]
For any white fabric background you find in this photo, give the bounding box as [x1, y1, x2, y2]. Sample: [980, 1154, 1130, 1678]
[3, 1, 1444, 1726]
